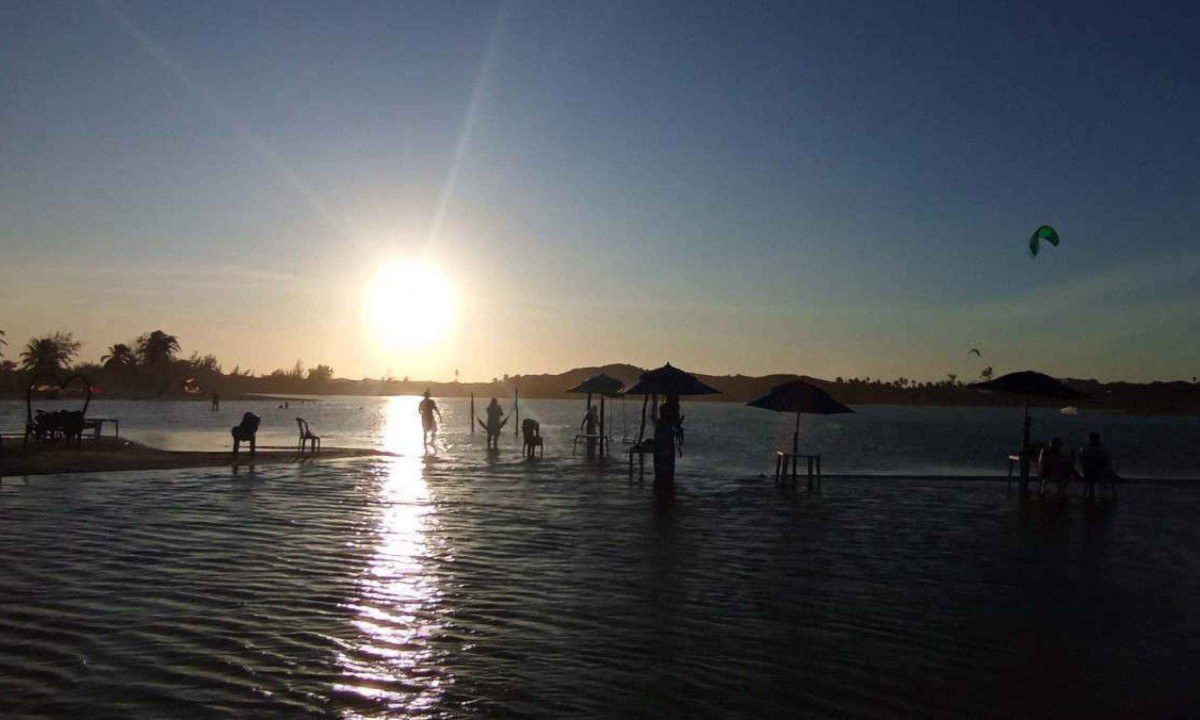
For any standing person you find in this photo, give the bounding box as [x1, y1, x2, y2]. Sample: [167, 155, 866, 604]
[210, 391, 220, 411]
[418, 390, 441, 453]
[580, 404, 599, 458]
[483, 398, 506, 450]
[653, 394, 683, 484]
[1077, 432, 1116, 499]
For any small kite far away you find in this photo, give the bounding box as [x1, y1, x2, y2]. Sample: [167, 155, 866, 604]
[1029, 225, 1060, 257]
[969, 348, 981, 357]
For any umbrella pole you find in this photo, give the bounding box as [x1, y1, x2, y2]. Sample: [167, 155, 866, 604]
[793, 412, 801, 485]
[637, 394, 649, 444]
[599, 395, 606, 457]
[1019, 400, 1032, 485]
[586, 393, 595, 459]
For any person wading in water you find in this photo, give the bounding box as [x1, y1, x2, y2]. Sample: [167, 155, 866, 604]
[418, 390, 441, 453]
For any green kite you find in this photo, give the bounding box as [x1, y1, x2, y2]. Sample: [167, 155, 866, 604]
[1029, 225, 1060, 257]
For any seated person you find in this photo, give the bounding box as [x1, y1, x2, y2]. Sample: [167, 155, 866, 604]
[1037, 436, 1077, 494]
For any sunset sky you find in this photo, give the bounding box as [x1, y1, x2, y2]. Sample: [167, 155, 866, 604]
[3, 1, 1198, 382]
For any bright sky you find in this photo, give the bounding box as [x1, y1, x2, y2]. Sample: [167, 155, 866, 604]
[2, 1, 1198, 382]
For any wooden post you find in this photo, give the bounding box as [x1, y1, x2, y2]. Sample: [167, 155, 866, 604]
[514, 386, 520, 439]
[470, 393, 475, 434]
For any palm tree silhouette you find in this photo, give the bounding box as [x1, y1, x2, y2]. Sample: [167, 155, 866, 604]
[20, 332, 82, 373]
[136, 330, 180, 365]
[102, 343, 137, 369]
[136, 330, 180, 393]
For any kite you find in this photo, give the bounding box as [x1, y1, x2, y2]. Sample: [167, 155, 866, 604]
[1029, 225, 1060, 257]
[968, 348, 981, 357]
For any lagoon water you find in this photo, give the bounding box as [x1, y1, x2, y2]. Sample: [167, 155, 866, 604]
[3, 398, 1200, 717]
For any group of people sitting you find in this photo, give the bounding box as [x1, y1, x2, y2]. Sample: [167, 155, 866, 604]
[1036, 432, 1118, 498]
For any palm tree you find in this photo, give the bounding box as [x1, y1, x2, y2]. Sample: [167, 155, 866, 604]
[101, 343, 137, 369]
[136, 330, 180, 366]
[0, 328, 7, 357]
[20, 332, 82, 374]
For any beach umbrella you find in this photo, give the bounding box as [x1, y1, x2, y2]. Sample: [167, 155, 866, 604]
[623, 363, 719, 397]
[565, 373, 626, 396]
[969, 370, 1083, 447]
[623, 365, 720, 484]
[747, 379, 853, 461]
[566, 373, 626, 457]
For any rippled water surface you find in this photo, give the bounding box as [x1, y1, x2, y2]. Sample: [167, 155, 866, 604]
[3, 400, 1200, 717]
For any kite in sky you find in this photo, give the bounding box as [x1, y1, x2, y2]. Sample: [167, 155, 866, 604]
[1029, 225, 1061, 257]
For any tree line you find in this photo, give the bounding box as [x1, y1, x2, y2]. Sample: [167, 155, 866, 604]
[0, 328, 335, 398]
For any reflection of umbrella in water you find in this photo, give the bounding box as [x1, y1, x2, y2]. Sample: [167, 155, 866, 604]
[969, 370, 1083, 450]
[566, 373, 625, 457]
[747, 380, 853, 480]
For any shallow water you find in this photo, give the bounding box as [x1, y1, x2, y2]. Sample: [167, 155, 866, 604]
[3, 456, 1200, 718]
[4, 397, 1199, 478]
[3, 400, 1200, 716]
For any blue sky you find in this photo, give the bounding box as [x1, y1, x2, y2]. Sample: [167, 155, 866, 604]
[2, 0, 1198, 381]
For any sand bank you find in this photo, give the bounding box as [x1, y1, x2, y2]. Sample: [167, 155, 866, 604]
[0, 436, 391, 478]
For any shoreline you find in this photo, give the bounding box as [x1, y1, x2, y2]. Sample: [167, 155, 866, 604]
[0, 437, 393, 478]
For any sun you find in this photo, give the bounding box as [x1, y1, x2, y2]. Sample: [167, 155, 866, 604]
[364, 260, 459, 351]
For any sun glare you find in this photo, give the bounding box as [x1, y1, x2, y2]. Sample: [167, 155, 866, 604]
[365, 261, 459, 352]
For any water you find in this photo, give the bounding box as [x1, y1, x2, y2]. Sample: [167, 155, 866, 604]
[4, 397, 1200, 478]
[3, 400, 1200, 717]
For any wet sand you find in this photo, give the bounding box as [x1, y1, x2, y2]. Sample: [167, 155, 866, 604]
[0, 436, 391, 477]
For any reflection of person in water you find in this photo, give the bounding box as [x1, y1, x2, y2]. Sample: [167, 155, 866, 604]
[418, 390, 441, 452]
[483, 398, 506, 450]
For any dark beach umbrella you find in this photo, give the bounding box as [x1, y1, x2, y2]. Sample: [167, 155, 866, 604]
[970, 370, 1080, 399]
[565, 373, 626, 396]
[747, 380, 853, 458]
[623, 363, 719, 397]
[969, 370, 1083, 447]
[624, 364, 719, 445]
[566, 373, 626, 455]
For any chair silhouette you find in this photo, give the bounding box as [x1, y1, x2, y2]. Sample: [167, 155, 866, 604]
[521, 418, 543, 458]
[231, 412, 260, 456]
[296, 417, 321, 453]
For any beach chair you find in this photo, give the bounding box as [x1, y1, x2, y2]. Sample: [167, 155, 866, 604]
[296, 417, 321, 453]
[231, 412, 260, 456]
[628, 438, 654, 480]
[521, 419, 543, 458]
[572, 432, 607, 457]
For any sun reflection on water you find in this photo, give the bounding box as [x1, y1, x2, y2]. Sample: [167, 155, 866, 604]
[377, 395, 435, 457]
[335, 449, 447, 716]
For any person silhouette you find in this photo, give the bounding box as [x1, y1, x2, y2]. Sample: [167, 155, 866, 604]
[580, 405, 599, 458]
[418, 390, 441, 452]
[1037, 436, 1077, 495]
[483, 398, 506, 450]
[1078, 431, 1115, 499]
